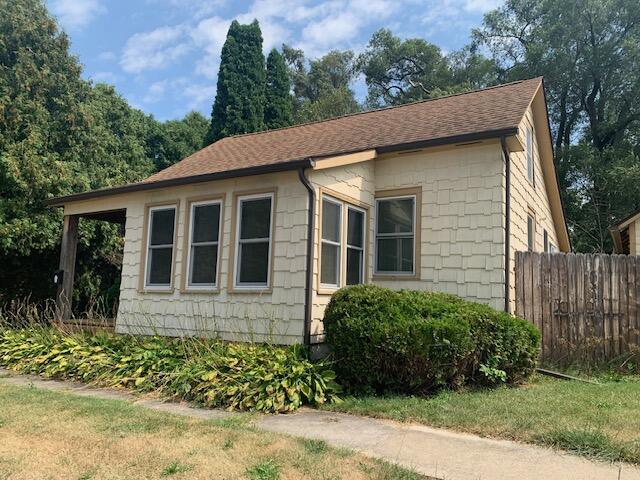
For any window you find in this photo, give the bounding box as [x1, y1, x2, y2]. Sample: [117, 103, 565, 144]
[527, 212, 535, 252]
[375, 195, 416, 274]
[544, 229, 558, 253]
[526, 125, 534, 185]
[234, 193, 273, 289]
[186, 200, 222, 288]
[145, 206, 176, 288]
[346, 207, 365, 285]
[320, 197, 342, 287]
[319, 195, 366, 289]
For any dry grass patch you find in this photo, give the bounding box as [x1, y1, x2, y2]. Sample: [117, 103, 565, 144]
[0, 384, 423, 480]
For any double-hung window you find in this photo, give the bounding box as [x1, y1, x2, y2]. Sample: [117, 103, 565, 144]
[145, 205, 177, 289]
[319, 194, 366, 290]
[234, 193, 274, 289]
[375, 195, 416, 275]
[186, 200, 222, 288]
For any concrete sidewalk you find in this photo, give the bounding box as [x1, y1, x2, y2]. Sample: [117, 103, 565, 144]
[1, 368, 638, 480]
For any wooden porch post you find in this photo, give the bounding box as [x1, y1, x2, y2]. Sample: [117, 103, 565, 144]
[55, 214, 79, 322]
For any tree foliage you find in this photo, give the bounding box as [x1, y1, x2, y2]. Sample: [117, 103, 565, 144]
[208, 20, 266, 142]
[282, 45, 360, 123]
[475, 0, 640, 251]
[0, 0, 208, 307]
[155, 111, 208, 170]
[265, 49, 293, 130]
[357, 29, 500, 107]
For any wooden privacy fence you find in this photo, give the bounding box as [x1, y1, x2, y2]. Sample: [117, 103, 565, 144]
[515, 251, 640, 364]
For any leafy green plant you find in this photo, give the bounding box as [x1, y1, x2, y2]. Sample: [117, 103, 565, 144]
[247, 459, 280, 480]
[0, 327, 341, 413]
[324, 285, 540, 394]
[161, 461, 192, 476]
[302, 438, 328, 455]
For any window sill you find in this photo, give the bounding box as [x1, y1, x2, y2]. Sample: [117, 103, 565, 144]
[180, 287, 220, 294]
[228, 286, 272, 294]
[372, 273, 420, 281]
[139, 287, 175, 294]
[317, 286, 340, 295]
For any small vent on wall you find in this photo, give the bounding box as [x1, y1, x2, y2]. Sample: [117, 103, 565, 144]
[455, 140, 483, 147]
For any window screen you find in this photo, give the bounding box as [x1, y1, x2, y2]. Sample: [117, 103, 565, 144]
[146, 206, 176, 287]
[236, 195, 272, 287]
[375, 197, 415, 274]
[346, 207, 365, 285]
[188, 202, 221, 287]
[320, 197, 342, 286]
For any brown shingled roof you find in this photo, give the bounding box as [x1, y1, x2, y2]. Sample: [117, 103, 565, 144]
[48, 77, 542, 205]
[146, 77, 541, 183]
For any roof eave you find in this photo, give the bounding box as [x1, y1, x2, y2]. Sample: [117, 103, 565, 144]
[376, 127, 519, 154]
[46, 158, 315, 207]
[46, 128, 522, 208]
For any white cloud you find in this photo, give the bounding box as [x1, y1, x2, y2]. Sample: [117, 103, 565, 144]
[190, 16, 229, 78]
[98, 51, 116, 61]
[298, 0, 397, 57]
[120, 25, 191, 74]
[50, 0, 105, 29]
[163, 0, 228, 19]
[183, 83, 217, 110]
[463, 0, 502, 12]
[143, 80, 168, 103]
[91, 71, 118, 83]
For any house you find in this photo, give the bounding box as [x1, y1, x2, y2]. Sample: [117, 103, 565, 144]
[48, 77, 570, 347]
[611, 208, 640, 254]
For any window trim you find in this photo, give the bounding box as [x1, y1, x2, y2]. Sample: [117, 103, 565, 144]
[229, 190, 276, 293]
[139, 202, 179, 293]
[373, 187, 421, 280]
[316, 188, 369, 295]
[181, 196, 224, 293]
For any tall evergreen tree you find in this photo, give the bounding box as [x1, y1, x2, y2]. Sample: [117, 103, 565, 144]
[264, 49, 293, 129]
[208, 20, 266, 143]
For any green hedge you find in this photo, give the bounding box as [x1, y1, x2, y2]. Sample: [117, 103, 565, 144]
[324, 285, 540, 394]
[0, 328, 341, 413]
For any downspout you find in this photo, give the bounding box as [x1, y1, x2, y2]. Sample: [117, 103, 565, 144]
[501, 136, 511, 314]
[298, 164, 316, 346]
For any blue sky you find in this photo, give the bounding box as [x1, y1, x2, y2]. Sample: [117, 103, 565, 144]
[47, 0, 502, 121]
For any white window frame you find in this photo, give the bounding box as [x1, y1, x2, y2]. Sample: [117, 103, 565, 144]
[233, 192, 274, 290]
[144, 205, 177, 290]
[346, 205, 366, 285]
[526, 125, 534, 185]
[320, 195, 343, 289]
[374, 194, 416, 276]
[186, 199, 223, 290]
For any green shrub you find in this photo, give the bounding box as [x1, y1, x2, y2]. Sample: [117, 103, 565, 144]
[324, 285, 540, 394]
[0, 327, 341, 413]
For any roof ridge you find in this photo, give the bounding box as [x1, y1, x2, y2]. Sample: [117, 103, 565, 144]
[216, 77, 542, 142]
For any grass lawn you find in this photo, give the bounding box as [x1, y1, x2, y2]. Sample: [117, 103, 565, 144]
[324, 374, 640, 464]
[0, 384, 423, 480]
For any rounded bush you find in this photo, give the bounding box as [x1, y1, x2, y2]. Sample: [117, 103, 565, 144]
[324, 285, 540, 394]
